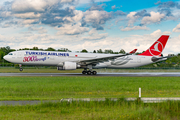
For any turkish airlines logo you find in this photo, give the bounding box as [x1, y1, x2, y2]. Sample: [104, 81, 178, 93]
[149, 41, 164, 56]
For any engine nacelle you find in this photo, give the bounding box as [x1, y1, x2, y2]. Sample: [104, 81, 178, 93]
[57, 62, 77, 70]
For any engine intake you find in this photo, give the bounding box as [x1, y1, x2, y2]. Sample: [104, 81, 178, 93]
[57, 62, 77, 70]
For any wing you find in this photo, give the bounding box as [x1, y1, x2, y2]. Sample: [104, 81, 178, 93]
[77, 53, 131, 66]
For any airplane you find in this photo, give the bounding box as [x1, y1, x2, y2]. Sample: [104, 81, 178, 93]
[3, 35, 170, 75]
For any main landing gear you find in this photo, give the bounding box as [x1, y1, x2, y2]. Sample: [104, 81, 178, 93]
[82, 65, 97, 75]
[82, 70, 97, 75]
[19, 64, 23, 72]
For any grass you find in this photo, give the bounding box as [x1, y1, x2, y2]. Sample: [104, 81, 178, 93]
[0, 99, 179, 120]
[0, 74, 179, 119]
[0, 76, 180, 100]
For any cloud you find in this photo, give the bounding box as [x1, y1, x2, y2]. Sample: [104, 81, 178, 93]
[158, 8, 173, 17]
[172, 23, 180, 32]
[0, 0, 78, 28]
[28, 26, 47, 34]
[126, 10, 150, 26]
[14, 12, 42, 19]
[89, 3, 106, 11]
[84, 10, 112, 24]
[83, 10, 113, 30]
[0, 29, 174, 55]
[41, 7, 76, 26]
[69, 30, 172, 54]
[126, 10, 168, 28]
[10, 0, 79, 27]
[127, 12, 138, 26]
[84, 28, 108, 40]
[22, 19, 39, 25]
[115, 10, 126, 16]
[82, 33, 108, 40]
[157, 1, 177, 8]
[1, 20, 19, 27]
[111, 5, 116, 10]
[121, 26, 149, 31]
[141, 11, 165, 25]
[77, 0, 111, 5]
[72, 10, 83, 22]
[83, 10, 117, 30]
[0, 0, 125, 34]
[61, 0, 74, 3]
[12, 0, 59, 13]
[134, 9, 150, 17]
[156, 1, 180, 17]
[0, 11, 11, 17]
[88, 28, 96, 35]
[0, 0, 178, 55]
[150, 29, 171, 37]
[56, 22, 89, 35]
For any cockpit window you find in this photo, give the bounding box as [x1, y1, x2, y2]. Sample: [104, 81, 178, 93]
[8, 53, 13, 55]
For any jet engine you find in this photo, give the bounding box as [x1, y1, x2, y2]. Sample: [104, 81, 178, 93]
[57, 62, 77, 70]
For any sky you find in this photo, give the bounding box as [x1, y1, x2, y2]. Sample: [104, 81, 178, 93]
[0, 0, 180, 55]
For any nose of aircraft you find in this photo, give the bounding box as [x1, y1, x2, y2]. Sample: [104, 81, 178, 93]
[3, 55, 8, 61]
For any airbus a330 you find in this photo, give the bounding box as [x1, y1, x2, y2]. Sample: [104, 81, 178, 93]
[3, 35, 170, 75]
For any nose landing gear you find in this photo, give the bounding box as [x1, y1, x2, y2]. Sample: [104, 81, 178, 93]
[19, 64, 23, 72]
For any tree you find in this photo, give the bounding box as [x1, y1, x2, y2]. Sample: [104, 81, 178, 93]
[31, 47, 39, 50]
[104, 49, 113, 54]
[58, 48, 71, 52]
[97, 49, 103, 53]
[81, 49, 88, 53]
[45, 47, 56, 51]
[0, 46, 15, 55]
[19, 48, 30, 50]
[93, 50, 96, 53]
[0, 50, 5, 62]
[136, 51, 145, 55]
[119, 49, 126, 54]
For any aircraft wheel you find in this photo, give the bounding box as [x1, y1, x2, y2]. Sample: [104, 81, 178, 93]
[19, 68, 23, 71]
[87, 71, 92, 75]
[82, 71, 87, 74]
[92, 71, 97, 75]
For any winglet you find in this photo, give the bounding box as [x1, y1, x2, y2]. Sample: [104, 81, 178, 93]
[129, 49, 137, 54]
[138, 35, 169, 56]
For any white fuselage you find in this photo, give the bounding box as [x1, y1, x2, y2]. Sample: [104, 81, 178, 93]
[3, 50, 163, 69]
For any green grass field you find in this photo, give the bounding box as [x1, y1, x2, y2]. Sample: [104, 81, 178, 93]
[0, 76, 180, 100]
[0, 75, 179, 119]
[0, 100, 179, 120]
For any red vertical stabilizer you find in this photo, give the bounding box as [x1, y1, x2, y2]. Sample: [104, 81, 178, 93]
[138, 35, 169, 56]
[129, 49, 137, 54]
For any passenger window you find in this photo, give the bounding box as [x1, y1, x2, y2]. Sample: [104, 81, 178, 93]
[9, 53, 13, 55]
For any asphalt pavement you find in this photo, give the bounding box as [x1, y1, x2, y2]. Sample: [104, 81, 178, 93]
[0, 72, 180, 77]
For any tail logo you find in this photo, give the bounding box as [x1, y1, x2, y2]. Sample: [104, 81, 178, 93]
[149, 41, 163, 56]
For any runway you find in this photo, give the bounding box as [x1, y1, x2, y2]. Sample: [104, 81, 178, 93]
[0, 72, 180, 76]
